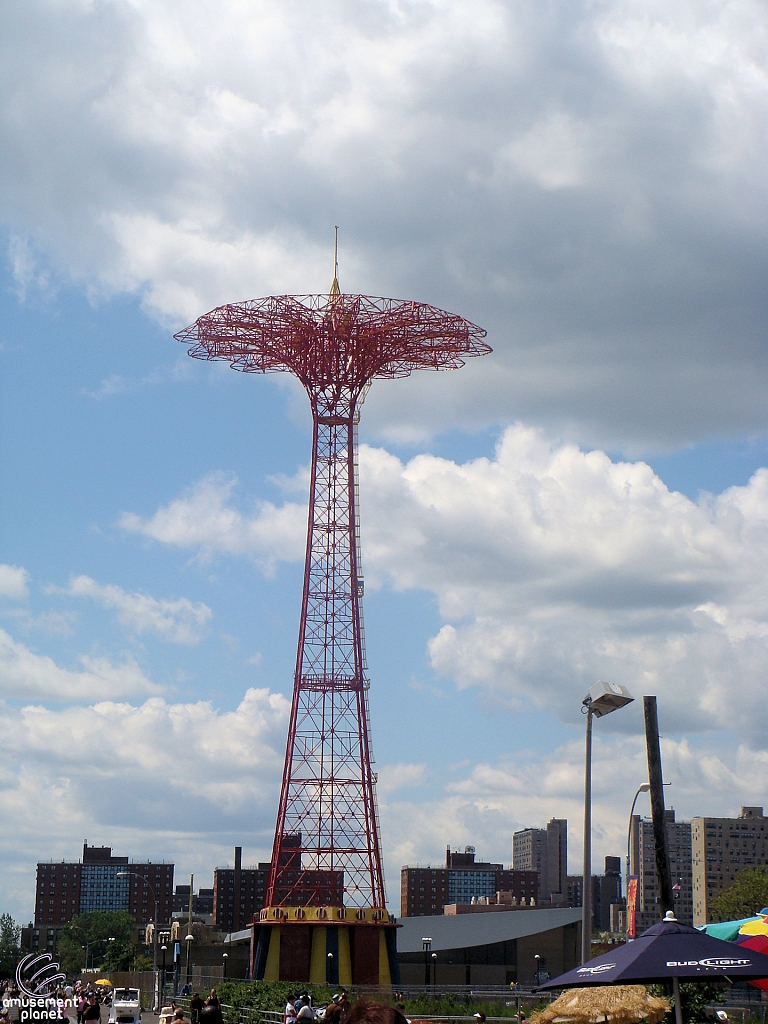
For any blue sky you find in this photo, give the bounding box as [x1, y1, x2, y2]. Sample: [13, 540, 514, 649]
[2, 0, 768, 923]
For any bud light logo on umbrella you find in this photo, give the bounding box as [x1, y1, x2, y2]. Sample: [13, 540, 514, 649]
[666, 958, 752, 969]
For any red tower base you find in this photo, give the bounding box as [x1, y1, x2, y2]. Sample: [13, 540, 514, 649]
[250, 907, 400, 986]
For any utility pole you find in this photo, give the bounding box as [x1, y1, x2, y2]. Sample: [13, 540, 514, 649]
[643, 696, 674, 917]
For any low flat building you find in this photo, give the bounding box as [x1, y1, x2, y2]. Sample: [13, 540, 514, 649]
[397, 906, 581, 986]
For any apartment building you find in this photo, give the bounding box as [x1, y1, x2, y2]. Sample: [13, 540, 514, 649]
[692, 806, 768, 926]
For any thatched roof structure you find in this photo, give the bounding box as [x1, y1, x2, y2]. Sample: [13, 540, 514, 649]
[530, 985, 671, 1024]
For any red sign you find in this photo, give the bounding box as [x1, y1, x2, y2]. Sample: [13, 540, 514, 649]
[627, 876, 639, 939]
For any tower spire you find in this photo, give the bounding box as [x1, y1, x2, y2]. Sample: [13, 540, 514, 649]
[330, 225, 340, 296]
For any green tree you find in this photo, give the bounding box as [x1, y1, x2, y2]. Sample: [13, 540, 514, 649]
[98, 938, 135, 973]
[57, 911, 136, 974]
[709, 867, 768, 922]
[0, 913, 21, 978]
[649, 981, 726, 1024]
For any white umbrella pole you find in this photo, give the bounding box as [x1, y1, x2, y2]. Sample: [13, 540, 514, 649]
[672, 976, 683, 1024]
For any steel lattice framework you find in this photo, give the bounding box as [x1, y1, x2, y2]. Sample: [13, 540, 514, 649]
[176, 289, 490, 909]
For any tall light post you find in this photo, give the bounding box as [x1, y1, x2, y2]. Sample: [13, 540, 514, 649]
[185, 933, 194, 990]
[533, 953, 541, 985]
[626, 783, 651, 881]
[625, 783, 650, 941]
[222, 952, 228, 980]
[431, 951, 437, 988]
[581, 681, 634, 965]
[117, 871, 159, 1010]
[421, 938, 432, 987]
[161, 945, 167, 999]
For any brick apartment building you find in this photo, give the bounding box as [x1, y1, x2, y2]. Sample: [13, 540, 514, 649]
[400, 846, 538, 917]
[213, 841, 344, 931]
[513, 819, 568, 904]
[692, 806, 768, 926]
[34, 843, 173, 936]
[630, 809, 693, 930]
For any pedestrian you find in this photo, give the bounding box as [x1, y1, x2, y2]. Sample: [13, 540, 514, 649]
[190, 994, 204, 1024]
[82, 996, 100, 1024]
[77, 993, 87, 1024]
[206, 992, 220, 1009]
[474, 1014, 486, 1024]
[285, 996, 297, 1024]
[297, 997, 314, 1021]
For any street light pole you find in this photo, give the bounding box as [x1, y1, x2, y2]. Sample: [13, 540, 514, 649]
[581, 681, 635, 965]
[627, 784, 651, 882]
[222, 952, 228, 980]
[431, 952, 437, 988]
[185, 933, 194, 989]
[582, 701, 593, 967]
[117, 870, 159, 1011]
[421, 938, 432, 987]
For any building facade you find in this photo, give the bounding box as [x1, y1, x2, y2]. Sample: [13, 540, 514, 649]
[400, 846, 537, 917]
[593, 857, 623, 932]
[630, 809, 692, 931]
[513, 819, 567, 904]
[397, 907, 581, 986]
[35, 843, 173, 929]
[213, 847, 270, 932]
[692, 806, 768, 926]
[173, 885, 214, 917]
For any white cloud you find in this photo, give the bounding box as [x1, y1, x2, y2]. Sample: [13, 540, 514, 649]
[119, 471, 306, 572]
[0, 628, 160, 702]
[0, 687, 290, 920]
[376, 762, 428, 796]
[0, 565, 30, 601]
[3, 0, 768, 446]
[63, 575, 212, 645]
[127, 428, 768, 745]
[380, 732, 768, 880]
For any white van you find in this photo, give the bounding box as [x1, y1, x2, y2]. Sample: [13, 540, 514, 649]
[109, 988, 142, 1024]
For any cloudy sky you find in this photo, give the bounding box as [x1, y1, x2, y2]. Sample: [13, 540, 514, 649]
[2, 0, 768, 924]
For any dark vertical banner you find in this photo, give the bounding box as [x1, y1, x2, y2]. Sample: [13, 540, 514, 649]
[626, 876, 639, 939]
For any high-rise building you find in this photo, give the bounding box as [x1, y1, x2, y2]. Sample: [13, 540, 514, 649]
[513, 819, 567, 903]
[594, 856, 622, 932]
[172, 885, 214, 917]
[400, 846, 537, 917]
[35, 843, 173, 929]
[213, 843, 344, 931]
[692, 807, 768, 926]
[563, 859, 623, 933]
[629, 809, 692, 931]
[213, 847, 270, 932]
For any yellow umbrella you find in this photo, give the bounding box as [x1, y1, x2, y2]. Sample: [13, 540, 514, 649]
[95, 979, 113, 987]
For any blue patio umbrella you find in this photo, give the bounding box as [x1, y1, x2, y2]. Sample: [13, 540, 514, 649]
[538, 913, 768, 1024]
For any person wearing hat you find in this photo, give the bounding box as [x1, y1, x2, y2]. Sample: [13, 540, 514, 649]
[474, 1014, 486, 1024]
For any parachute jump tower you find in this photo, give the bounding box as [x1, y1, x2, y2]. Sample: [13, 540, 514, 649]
[175, 248, 489, 984]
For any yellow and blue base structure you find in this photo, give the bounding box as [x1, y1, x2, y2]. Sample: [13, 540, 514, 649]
[250, 906, 400, 986]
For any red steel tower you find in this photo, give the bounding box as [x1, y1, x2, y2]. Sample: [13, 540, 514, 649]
[176, 268, 489, 982]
